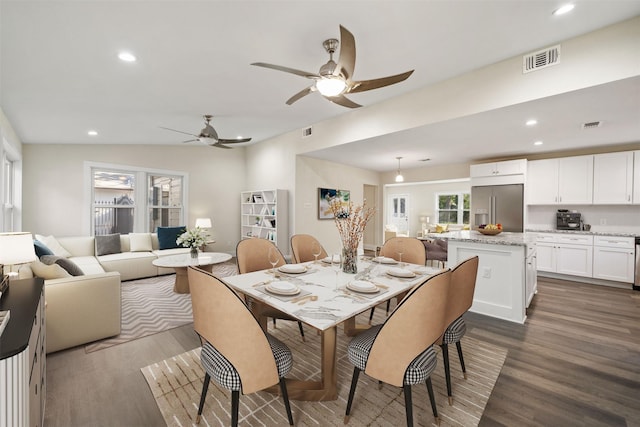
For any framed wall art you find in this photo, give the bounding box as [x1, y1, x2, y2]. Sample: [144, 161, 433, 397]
[318, 188, 350, 219]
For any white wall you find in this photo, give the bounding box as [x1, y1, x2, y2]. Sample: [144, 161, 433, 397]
[22, 144, 246, 254]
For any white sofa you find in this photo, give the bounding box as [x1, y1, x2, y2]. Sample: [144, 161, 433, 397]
[24, 233, 190, 353]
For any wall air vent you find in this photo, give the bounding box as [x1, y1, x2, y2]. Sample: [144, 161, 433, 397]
[302, 126, 312, 137]
[523, 45, 560, 74]
[582, 121, 602, 129]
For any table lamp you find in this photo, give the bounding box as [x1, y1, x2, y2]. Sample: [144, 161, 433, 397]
[195, 218, 212, 229]
[0, 232, 37, 297]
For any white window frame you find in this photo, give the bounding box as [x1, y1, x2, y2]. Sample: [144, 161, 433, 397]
[1, 136, 22, 233]
[84, 162, 189, 235]
[435, 191, 470, 225]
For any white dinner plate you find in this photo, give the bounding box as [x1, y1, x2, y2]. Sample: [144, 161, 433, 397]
[321, 256, 340, 264]
[386, 267, 416, 278]
[278, 264, 307, 274]
[373, 256, 397, 264]
[265, 281, 300, 296]
[347, 280, 379, 293]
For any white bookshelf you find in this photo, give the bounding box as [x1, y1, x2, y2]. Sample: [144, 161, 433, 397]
[241, 189, 288, 254]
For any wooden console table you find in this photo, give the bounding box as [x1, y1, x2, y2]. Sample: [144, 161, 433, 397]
[0, 278, 46, 427]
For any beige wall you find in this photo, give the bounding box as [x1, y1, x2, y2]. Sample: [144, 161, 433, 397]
[22, 144, 246, 254]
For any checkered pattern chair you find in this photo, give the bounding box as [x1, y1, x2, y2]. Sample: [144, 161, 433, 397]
[369, 236, 427, 323]
[188, 267, 294, 426]
[344, 269, 452, 427]
[290, 234, 328, 263]
[437, 256, 479, 405]
[236, 238, 305, 341]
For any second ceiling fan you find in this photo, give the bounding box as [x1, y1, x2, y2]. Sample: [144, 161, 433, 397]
[159, 115, 251, 149]
[252, 25, 414, 108]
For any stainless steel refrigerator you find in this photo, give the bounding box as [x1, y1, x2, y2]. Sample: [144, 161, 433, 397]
[471, 184, 524, 232]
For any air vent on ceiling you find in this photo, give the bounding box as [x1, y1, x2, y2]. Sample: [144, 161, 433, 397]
[302, 126, 312, 137]
[582, 121, 602, 129]
[523, 45, 560, 74]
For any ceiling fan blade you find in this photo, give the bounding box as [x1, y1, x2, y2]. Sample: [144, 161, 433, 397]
[335, 25, 356, 80]
[211, 142, 233, 149]
[251, 62, 320, 79]
[159, 126, 198, 137]
[324, 94, 362, 108]
[182, 139, 199, 143]
[347, 70, 414, 94]
[286, 86, 315, 105]
[217, 137, 252, 144]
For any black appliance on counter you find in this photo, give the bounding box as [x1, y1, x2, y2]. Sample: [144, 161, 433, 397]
[556, 210, 582, 230]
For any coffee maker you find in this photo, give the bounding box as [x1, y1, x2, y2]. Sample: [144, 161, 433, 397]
[556, 210, 582, 230]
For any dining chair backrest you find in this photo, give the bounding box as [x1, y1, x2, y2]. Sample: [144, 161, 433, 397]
[290, 234, 328, 263]
[236, 238, 286, 274]
[365, 269, 451, 387]
[187, 266, 279, 394]
[443, 256, 479, 329]
[379, 236, 426, 265]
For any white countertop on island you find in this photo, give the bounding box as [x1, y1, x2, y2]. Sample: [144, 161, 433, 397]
[424, 230, 535, 247]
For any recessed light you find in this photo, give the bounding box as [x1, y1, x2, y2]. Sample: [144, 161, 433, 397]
[88, 130, 98, 136]
[525, 119, 538, 126]
[118, 51, 136, 62]
[533, 140, 543, 146]
[553, 4, 575, 16]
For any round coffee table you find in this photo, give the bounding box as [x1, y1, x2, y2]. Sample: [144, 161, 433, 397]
[152, 252, 232, 293]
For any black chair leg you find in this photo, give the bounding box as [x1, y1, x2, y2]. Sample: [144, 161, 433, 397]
[386, 299, 391, 315]
[368, 307, 375, 324]
[403, 384, 414, 427]
[344, 367, 361, 423]
[231, 390, 240, 427]
[441, 344, 453, 405]
[279, 377, 294, 425]
[456, 340, 467, 379]
[297, 321, 306, 341]
[196, 372, 211, 424]
[426, 377, 440, 425]
[273, 318, 277, 328]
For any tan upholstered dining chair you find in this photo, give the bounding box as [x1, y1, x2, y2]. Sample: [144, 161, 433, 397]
[344, 269, 451, 426]
[187, 267, 294, 426]
[369, 236, 427, 322]
[290, 234, 328, 263]
[437, 255, 479, 405]
[236, 238, 305, 340]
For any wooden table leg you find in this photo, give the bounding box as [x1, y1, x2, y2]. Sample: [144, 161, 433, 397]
[173, 267, 190, 293]
[343, 316, 371, 337]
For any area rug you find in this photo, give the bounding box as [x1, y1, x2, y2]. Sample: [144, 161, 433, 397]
[141, 317, 507, 427]
[85, 260, 238, 353]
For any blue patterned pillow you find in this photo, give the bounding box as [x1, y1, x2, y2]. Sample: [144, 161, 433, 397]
[157, 226, 186, 250]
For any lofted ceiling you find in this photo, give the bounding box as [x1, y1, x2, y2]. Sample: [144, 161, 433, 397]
[2, 1, 640, 172]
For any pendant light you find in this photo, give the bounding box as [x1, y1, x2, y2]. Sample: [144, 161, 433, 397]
[395, 157, 404, 182]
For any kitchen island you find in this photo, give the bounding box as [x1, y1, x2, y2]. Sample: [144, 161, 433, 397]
[424, 230, 537, 324]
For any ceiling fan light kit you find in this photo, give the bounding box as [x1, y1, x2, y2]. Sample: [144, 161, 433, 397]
[252, 25, 414, 108]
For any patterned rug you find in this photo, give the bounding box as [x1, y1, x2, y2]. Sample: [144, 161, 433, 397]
[141, 316, 507, 427]
[85, 260, 238, 353]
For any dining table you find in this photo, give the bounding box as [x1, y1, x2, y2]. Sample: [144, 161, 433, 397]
[221, 256, 442, 401]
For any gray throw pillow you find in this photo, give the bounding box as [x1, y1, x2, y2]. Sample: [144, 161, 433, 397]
[40, 255, 85, 276]
[95, 233, 122, 256]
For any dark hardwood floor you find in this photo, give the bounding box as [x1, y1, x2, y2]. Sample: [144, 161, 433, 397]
[44, 277, 640, 426]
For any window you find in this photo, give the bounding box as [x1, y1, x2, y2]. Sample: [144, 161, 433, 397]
[89, 163, 187, 235]
[2, 155, 14, 231]
[435, 192, 470, 225]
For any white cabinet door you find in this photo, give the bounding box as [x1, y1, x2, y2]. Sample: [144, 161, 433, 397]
[535, 242, 556, 272]
[470, 163, 497, 177]
[558, 155, 593, 204]
[527, 159, 559, 204]
[593, 151, 633, 204]
[556, 244, 593, 277]
[471, 159, 526, 177]
[593, 246, 635, 283]
[633, 151, 640, 204]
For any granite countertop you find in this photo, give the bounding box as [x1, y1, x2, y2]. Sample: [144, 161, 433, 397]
[424, 230, 534, 247]
[526, 229, 639, 238]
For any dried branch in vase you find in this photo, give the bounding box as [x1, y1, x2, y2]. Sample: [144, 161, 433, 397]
[328, 199, 376, 251]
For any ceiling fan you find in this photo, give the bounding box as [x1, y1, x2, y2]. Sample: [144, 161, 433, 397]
[252, 25, 414, 108]
[159, 115, 251, 148]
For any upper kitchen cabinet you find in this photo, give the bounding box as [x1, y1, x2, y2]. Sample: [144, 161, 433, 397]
[527, 156, 593, 205]
[470, 159, 526, 178]
[593, 151, 633, 204]
[633, 151, 640, 204]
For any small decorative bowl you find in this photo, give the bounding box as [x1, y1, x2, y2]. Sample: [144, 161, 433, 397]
[477, 228, 502, 235]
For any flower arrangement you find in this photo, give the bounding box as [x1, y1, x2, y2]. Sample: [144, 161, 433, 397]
[176, 227, 207, 249]
[329, 198, 376, 273]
